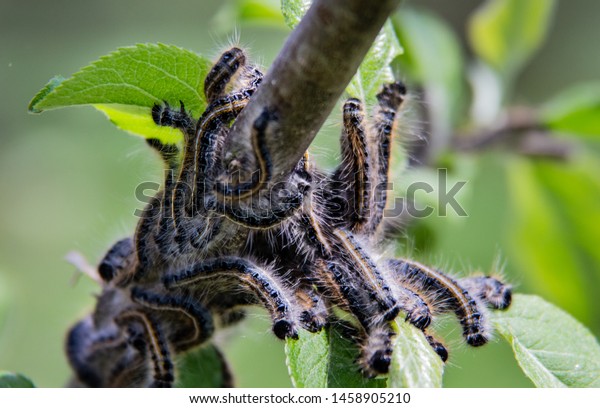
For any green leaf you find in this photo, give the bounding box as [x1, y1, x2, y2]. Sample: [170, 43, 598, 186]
[285, 324, 386, 388]
[0, 372, 35, 388]
[27, 76, 65, 113]
[286, 319, 441, 388]
[281, 0, 311, 29]
[238, 0, 285, 26]
[506, 158, 592, 323]
[393, 8, 464, 85]
[281, 0, 402, 105]
[285, 328, 328, 388]
[176, 345, 232, 388]
[347, 20, 403, 105]
[468, 0, 556, 82]
[387, 320, 444, 388]
[530, 157, 600, 322]
[29, 43, 212, 144]
[0, 274, 8, 336]
[492, 294, 600, 387]
[95, 104, 184, 144]
[392, 8, 466, 155]
[213, 0, 285, 31]
[541, 82, 600, 139]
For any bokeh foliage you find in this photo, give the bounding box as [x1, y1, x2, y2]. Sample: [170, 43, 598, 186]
[1, 0, 600, 387]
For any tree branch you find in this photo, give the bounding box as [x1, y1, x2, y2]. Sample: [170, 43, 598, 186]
[453, 107, 572, 161]
[453, 107, 541, 151]
[226, 0, 402, 182]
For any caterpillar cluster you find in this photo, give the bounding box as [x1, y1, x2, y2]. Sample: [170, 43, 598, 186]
[66, 47, 511, 387]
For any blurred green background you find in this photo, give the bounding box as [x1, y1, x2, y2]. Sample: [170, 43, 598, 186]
[1, 0, 599, 387]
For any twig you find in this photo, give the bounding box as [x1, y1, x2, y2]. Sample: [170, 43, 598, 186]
[453, 107, 541, 151]
[225, 0, 402, 182]
[453, 107, 572, 160]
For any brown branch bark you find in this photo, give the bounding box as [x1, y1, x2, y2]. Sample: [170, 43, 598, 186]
[226, 0, 402, 182]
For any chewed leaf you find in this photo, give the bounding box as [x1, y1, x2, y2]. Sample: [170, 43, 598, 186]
[95, 104, 184, 144]
[541, 82, 600, 139]
[28, 44, 211, 141]
[0, 372, 35, 388]
[285, 324, 386, 388]
[176, 345, 232, 388]
[346, 20, 403, 105]
[492, 294, 600, 387]
[387, 319, 444, 388]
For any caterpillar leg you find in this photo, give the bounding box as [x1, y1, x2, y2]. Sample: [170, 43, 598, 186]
[358, 321, 395, 377]
[391, 285, 432, 330]
[97, 237, 135, 283]
[331, 98, 372, 231]
[294, 284, 329, 333]
[424, 331, 449, 362]
[327, 229, 399, 324]
[459, 276, 512, 310]
[386, 258, 490, 347]
[163, 257, 299, 340]
[366, 82, 406, 235]
[204, 47, 248, 104]
[151, 101, 195, 138]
